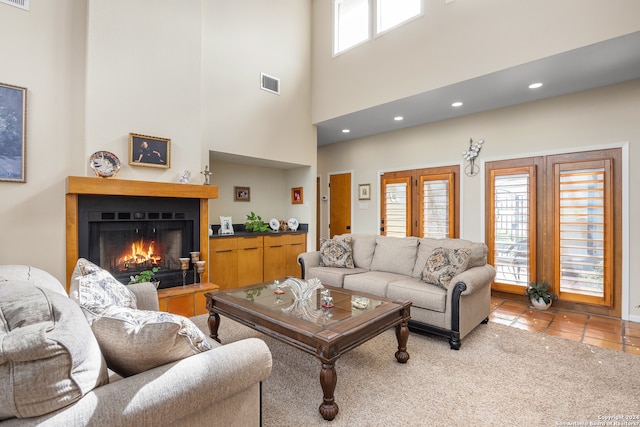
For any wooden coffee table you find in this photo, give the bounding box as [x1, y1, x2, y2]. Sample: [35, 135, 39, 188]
[206, 281, 411, 421]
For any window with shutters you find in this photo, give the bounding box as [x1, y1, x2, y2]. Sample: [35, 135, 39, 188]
[485, 149, 621, 316]
[381, 166, 459, 238]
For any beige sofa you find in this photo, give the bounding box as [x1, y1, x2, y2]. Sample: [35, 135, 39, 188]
[298, 234, 496, 349]
[0, 265, 272, 426]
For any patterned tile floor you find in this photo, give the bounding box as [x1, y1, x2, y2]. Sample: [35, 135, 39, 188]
[490, 297, 640, 356]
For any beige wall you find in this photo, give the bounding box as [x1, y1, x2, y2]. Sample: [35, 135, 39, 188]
[318, 80, 640, 320]
[0, 1, 87, 278]
[312, 0, 640, 122]
[0, 0, 315, 282]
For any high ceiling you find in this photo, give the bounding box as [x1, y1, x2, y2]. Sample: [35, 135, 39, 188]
[315, 31, 640, 146]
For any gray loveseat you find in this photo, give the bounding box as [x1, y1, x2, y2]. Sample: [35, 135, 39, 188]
[0, 265, 272, 426]
[298, 234, 496, 349]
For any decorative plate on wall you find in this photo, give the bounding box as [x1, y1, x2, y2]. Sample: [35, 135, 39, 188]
[89, 151, 121, 178]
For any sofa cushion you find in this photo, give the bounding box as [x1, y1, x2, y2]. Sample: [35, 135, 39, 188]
[421, 247, 471, 289]
[370, 236, 418, 276]
[307, 266, 368, 288]
[412, 238, 487, 278]
[87, 306, 213, 377]
[319, 237, 354, 268]
[343, 271, 407, 296]
[387, 278, 447, 313]
[0, 281, 108, 420]
[69, 258, 137, 313]
[339, 234, 377, 269]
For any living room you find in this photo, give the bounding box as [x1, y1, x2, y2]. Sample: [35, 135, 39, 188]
[1, 0, 640, 424]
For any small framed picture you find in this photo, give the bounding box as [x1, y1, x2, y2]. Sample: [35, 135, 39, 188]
[292, 187, 303, 204]
[358, 183, 371, 200]
[234, 186, 250, 202]
[0, 82, 27, 183]
[219, 216, 234, 235]
[129, 133, 171, 169]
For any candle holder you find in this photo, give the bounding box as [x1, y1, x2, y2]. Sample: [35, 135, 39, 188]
[179, 257, 190, 287]
[190, 251, 200, 283]
[195, 260, 206, 284]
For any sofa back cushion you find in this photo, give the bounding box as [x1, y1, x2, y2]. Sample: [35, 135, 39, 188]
[337, 234, 377, 269]
[370, 236, 418, 276]
[0, 281, 108, 420]
[0, 265, 67, 296]
[412, 238, 488, 278]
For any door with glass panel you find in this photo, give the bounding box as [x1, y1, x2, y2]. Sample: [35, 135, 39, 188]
[380, 166, 459, 238]
[485, 149, 621, 317]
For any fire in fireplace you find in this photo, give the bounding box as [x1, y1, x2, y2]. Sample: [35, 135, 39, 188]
[77, 195, 201, 289]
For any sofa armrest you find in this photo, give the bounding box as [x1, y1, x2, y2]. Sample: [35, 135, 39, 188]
[3, 338, 272, 427]
[127, 281, 160, 311]
[450, 264, 496, 296]
[297, 251, 321, 279]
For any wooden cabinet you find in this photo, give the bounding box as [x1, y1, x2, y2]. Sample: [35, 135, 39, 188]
[157, 282, 219, 317]
[210, 232, 306, 289]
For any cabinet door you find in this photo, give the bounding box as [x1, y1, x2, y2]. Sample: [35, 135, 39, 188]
[263, 244, 287, 281]
[210, 238, 238, 289]
[286, 234, 307, 278]
[238, 247, 264, 286]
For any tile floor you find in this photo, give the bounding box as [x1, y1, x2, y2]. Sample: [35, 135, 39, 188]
[490, 297, 640, 357]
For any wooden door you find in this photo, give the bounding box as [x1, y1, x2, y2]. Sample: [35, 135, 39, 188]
[329, 172, 351, 238]
[286, 234, 307, 278]
[209, 238, 238, 290]
[237, 236, 264, 286]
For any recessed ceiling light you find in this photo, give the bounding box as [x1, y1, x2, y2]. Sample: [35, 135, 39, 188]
[451, 101, 463, 107]
[342, 129, 350, 133]
[529, 82, 543, 89]
[394, 116, 404, 121]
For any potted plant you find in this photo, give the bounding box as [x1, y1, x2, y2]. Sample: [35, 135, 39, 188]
[525, 280, 557, 310]
[244, 211, 270, 232]
[129, 266, 160, 288]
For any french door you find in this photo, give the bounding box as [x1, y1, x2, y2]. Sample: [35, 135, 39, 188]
[380, 166, 459, 238]
[485, 148, 621, 316]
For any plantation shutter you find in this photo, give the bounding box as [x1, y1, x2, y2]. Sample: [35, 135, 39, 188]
[554, 160, 612, 306]
[419, 173, 454, 238]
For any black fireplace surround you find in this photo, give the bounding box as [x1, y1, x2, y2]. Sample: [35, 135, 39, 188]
[77, 195, 200, 289]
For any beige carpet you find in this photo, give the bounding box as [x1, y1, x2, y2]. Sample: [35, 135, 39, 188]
[192, 315, 640, 426]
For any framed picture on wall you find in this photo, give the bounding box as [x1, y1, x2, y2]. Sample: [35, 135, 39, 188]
[358, 183, 371, 200]
[292, 187, 303, 204]
[234, 186, 250, 202]
[0, 82, 27, 183]
[129, 133, 171, 169]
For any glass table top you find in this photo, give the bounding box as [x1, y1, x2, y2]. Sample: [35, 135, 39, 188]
[226, 280, 387, 328]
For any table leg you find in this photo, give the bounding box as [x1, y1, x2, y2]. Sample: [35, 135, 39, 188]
[318, 361, 339, 421]
[208, 312, 221, 343]
[395, 320, 410, 363]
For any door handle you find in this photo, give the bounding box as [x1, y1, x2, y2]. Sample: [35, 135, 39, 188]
[346, 226, 351, 230]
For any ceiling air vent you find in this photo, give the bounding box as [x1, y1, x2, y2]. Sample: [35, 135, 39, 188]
[261, 73, 280, 95]
[1, 0, 29, 10]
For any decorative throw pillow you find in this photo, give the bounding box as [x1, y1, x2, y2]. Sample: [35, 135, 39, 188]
[0, 282, 108, 420]
[319, 237, 355, 268]
[87, 306, 212, 377]
[421, 247, 472, 289]
[69, 258, 137, 315]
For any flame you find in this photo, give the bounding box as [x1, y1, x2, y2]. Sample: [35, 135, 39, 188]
[118, 239, 162, 267]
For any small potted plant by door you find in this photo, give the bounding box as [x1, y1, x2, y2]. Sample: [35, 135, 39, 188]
[525, 280, 558, 310]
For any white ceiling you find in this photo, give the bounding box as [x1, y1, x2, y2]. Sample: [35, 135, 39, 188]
[315, 31, 640, 146]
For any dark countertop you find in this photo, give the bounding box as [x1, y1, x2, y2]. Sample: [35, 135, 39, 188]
[210, 230, 307, 238]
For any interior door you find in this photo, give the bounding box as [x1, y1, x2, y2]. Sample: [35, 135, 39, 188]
[329, 172, 351, 238]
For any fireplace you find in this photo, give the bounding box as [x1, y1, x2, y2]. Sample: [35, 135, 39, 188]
[77, 195, 199, 289]
[65, 177, 218, 291]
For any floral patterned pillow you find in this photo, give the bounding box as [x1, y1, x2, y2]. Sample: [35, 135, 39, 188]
[319, 237, 355, 268]
[421, 247, 471, 289]
[69, 258, 137, 314]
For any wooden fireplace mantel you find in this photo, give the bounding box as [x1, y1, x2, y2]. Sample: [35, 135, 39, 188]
[65, 176, 218, 291]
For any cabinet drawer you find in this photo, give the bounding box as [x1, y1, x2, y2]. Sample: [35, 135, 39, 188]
[287, 233, 306, 245]
[211, 237, 237, 251]
[238, 235, 263, 249]
[264, 234, 287, 247]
